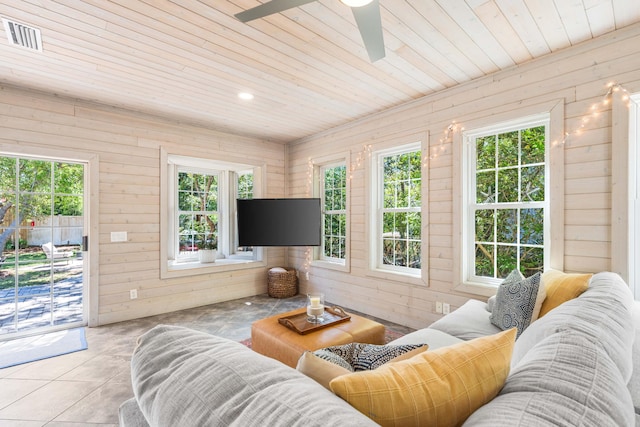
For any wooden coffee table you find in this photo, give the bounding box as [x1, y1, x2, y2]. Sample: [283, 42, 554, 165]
[251, 307, 386, 368]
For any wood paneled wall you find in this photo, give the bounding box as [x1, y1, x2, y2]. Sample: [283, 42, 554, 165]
[0, 85, 286, 325]
[288, 23, 640, 329]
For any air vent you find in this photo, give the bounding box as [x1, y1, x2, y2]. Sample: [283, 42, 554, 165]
[2, 18, 42, 52]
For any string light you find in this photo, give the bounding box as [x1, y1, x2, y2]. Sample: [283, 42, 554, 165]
[428, 121, 464, 163]
[349, 144, 372, 180]
[560, 82, 631, 145]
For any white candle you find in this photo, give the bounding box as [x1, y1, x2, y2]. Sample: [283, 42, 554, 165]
[307, 305, 324, 317]
[310, 297, 321, 308]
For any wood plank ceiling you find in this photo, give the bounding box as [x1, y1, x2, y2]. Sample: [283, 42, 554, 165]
[1, 0, 639, 143]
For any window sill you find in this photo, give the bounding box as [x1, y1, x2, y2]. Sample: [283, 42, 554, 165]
[310, 259, 350, 273]
[162, 258, 266, 279]
[367, 268, 425, 286]
[453, 280, 497, 298]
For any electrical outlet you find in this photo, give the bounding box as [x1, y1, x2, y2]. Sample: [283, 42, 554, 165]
[129, 289, 138, 300]
[443, 303, 450, 315]
[435, 301, 442, 314]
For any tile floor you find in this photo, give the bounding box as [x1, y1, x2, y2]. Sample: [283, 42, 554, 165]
[0, 293, 414, 426]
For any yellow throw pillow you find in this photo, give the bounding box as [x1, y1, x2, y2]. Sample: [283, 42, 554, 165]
[538, 270, 592, 317]
[329, 328, 517, 427]
[296, 346, 429, 390]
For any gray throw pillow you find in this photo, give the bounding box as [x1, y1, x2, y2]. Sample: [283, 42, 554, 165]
[490, 271, 545, 338]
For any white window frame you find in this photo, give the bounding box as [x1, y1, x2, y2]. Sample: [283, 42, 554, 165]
[453, 101, 564, 296]
[311, 155, 350, 273]
[319, 162, 347, 263]
[463, 116, 550, 287]
[231, 170, 255, 260]
[370, 142, 422, 277]
[160, 151, 265, 279]
[612, 91, 640, 300]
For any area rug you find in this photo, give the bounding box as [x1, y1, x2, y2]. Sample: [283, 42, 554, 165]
[0, 327, 87, 369]
[239, 328, 405, 349]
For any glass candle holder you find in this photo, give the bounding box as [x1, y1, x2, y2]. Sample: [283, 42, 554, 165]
[306, 293, 325, 323]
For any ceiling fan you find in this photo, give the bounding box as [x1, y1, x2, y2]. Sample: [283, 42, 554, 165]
[234, 0, 385, 62]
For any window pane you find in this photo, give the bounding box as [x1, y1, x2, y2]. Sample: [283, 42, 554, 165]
[521, 126, 545, 164]
[475, 209, 494, 243]
[496, 245, 517, 278]
[497, 131, 519, 168]
[521, 166, 544, 202]
[476, 135, 495, 170]
[521, 246, 544, 277]
[476, 171, 495, 204]
[520, 208, 543, 245]
[54, 163, 83, 195]
[497, 168, 518, 203]
[407, 212, 421, 239]
[475, 243, 494, 277]
[237, 173, 253, 200]
[384, 182, 396, 208]
[496, 209, 517, 243]
[321, 165, 346, 260]
[19, 159, 51, 193]
[54, 195, 82, 216]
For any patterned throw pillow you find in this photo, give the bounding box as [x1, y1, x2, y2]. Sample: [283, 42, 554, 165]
[313, 343, 427, 371]
[490, 271, 545, 338]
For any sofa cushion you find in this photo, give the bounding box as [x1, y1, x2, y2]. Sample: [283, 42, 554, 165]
[538, 269, 591, 317]
[329, 328, 516, 427]
[512, 272, 635, 382]
[428, 299, 502, 340]
[490, 271, 545, 338]
[464, 331, 635, 427]
[389, 327, 464, 350]
[131, 325, 377, 427]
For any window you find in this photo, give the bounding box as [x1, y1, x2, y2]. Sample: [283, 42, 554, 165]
[373, 143, 422, 275]
[176, 170, 219, 261]
[465, 117, 548, 286]
[235, 171, 254, 256]
[163, 154, 263, 275]
[320, 164, 346, 262]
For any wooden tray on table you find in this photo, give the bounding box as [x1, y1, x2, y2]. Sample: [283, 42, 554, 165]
[278, 306, 351, 335]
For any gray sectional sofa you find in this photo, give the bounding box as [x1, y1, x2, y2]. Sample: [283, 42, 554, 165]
[119, 272, 640, 426]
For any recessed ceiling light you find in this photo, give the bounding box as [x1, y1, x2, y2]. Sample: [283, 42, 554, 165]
[238, 92, 254, 100]
[340, 0, 373, 7]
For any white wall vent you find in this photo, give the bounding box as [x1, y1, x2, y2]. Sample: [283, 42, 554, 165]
[2, 18, 42, 52]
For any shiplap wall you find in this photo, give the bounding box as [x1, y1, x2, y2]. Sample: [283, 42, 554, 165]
[288, 23, 640, 330]
[0, 85, 286, 326]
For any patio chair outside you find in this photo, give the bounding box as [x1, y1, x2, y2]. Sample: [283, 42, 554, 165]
[42, 242, 74, 263]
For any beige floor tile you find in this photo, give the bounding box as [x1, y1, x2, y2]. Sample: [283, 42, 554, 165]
[57, 355, 130, 383]
[0, 380, 102, 421]
[0, 420, 45, 427]
[54, 380, 133, 425]
[6, 351, 95, 381]
[0, 378, 48, 409]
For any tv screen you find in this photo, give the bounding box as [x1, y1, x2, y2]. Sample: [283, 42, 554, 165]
[237, 198, 321, 247]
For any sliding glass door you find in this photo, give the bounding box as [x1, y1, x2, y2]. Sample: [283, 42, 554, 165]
[0, 155, 87, 337]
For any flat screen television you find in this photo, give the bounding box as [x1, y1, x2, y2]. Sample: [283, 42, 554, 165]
[237, 198, 321, 247]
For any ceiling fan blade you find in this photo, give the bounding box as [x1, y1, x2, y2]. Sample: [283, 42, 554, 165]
[351, 0, 385, 62]
[235, 0, 318, 23]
